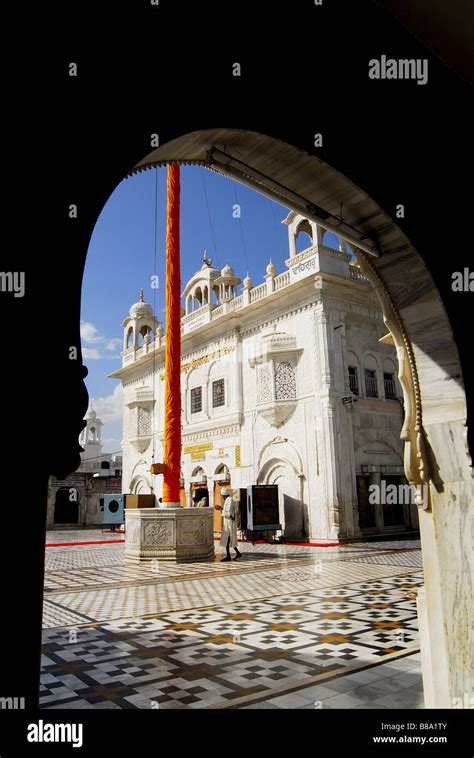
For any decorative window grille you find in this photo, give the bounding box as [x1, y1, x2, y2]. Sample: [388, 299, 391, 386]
[257, 367, 273, 404]
[191, 386, 202, 413]
[275, 361, 296, 400]
[212, 378, 225, 408]
[137, 407, 151, 436]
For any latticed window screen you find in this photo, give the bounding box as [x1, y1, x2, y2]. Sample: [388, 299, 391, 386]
[191, 386, 202, 413]
[275, 361, 296, 400]
[137, 407, 151, 436]
[257, 366, 273, 404]
[212, 378, 225, 408]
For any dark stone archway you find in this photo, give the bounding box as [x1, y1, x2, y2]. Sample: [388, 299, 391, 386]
[3, 0, 472, 715]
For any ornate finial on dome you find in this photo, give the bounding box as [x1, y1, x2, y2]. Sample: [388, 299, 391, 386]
[86, 402, 97, 420]
[243, 271, 253, 289]
[221, 261, 235, 277]
[266, 258, 277, 277]
[139, 288, 144, 302]
[201, 250, 212, 268]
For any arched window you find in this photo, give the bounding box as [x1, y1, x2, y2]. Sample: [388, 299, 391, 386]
[363, 355, 379, 398]
[215, 463, 230, 481]
[383, 358, 398, 400]
[275, 361, 296, 400]
[322, 230, 340, 249]
[191, 466, 207, 483]
[295, 219, 314, 253]
[88, 426, 96, 442]
[194, 287, 203, 309]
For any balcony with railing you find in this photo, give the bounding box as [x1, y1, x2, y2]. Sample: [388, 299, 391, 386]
[349, 265, 369, 283]
[349, 372, 359, 395]
[365, 372, 378, 398]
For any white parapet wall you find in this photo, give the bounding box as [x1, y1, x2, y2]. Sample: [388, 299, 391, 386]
[124, 507, 215, 562]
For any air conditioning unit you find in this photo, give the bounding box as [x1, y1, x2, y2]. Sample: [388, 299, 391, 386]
[102, 494, 125, 524]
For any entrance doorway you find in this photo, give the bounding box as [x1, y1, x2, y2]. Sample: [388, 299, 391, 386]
[356, 475, 376, 529]
[54, 487, 79, 525]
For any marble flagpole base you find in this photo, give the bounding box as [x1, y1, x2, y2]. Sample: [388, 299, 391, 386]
[124, 507, 215, 563]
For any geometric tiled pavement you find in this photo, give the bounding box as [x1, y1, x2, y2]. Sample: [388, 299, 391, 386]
[41, 531, 423, 709]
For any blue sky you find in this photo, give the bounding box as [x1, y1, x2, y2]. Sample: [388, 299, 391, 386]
[81, 166, 339, 453]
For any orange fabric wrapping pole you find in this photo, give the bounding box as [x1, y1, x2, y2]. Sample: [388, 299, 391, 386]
[162, 164, 181, 504]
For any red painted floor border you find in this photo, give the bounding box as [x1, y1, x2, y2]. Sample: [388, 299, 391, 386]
[45, 539, 125, 547]
[45, 537, 341, 549]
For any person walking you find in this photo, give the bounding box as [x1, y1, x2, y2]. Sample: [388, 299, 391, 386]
[217, 488, 241, 561]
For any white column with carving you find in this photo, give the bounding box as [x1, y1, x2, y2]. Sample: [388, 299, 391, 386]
[314, 304, 342, 540]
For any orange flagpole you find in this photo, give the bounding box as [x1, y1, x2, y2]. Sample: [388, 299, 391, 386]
[162, 164, 181, 505]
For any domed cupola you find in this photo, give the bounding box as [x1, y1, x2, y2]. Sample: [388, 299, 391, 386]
[79, 404, 103, 473]
[181, 250, 221, 314]
[122, 289, 159, 352]
[214, 261, 241, 303]
[86, 406, 97, 420]
[130, 290, 154, 319]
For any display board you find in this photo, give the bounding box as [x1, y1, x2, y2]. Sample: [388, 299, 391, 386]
[246, 485, 281, 531]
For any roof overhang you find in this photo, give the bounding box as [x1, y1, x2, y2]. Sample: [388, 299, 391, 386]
[127, 128, 413, 260]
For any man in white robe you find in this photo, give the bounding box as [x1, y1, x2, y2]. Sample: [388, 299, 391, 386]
[218, 488, 242, 561]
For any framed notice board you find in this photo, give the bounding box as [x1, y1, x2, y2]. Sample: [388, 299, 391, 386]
[246, 485, 281, 531]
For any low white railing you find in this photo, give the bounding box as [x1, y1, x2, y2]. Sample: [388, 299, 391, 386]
[230, 295, 244, 311]
[274, 270, 290, 290]
[249, 282, 267, 302]
[211, 305, 224, 318]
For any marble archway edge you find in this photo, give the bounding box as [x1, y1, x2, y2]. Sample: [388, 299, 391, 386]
[355, 245, 473, 709]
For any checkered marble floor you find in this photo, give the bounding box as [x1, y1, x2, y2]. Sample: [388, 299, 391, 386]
[46, 529, 124, 543]
[40, 532, 424, 708]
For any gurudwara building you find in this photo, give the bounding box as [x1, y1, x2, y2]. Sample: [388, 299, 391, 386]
[110, 213, 418, 542]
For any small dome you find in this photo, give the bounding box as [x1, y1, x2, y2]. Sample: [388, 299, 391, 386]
[181, 254, 221, 297]
[221, 262, 235, 277]
[243, 272, 253, 288]
[130, 289, 153, 318]
[86, 406, 97, 420]
[266, 258, 277, 276]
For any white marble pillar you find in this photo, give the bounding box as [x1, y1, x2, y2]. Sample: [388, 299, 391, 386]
[234, 333, 243, 418]
[314, 305, 343, 539]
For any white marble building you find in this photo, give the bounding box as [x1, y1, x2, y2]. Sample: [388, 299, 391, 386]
[110, 213, 419, 541]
